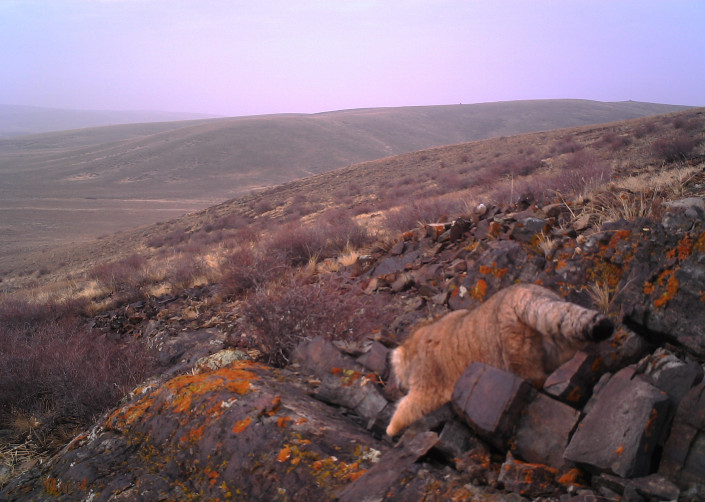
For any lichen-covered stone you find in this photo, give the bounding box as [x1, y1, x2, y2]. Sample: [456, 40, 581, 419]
[1, 361, 389, 501]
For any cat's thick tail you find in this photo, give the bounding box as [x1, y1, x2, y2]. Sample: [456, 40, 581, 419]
[512, 284, 614, 342]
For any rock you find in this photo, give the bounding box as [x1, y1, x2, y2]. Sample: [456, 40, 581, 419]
[639, 348, 703, 407]
[337, 431, 438, 502]
[451, 362, 535, 450]
[2, 361, 390, 501]
[449, 218, 472, 241]
[390, 240, 406, 256]
[563, 367, 672, 478]
[543, 350, 605, 408]
[510, 217, 550, 243]
[513, 392, 580, 469]
[659, 382, 705, 489]
[291, 336, 363, 378]
[194, 348, 249, 372]
[596, 473, 680, 501]
[314, 367, 388, 424]
[369, 249, 422, 277]
[620, 219, 705, 358]
[356, 341, 391, 379]
[498, 452, 561, 498]
[434, 419, 478, 462]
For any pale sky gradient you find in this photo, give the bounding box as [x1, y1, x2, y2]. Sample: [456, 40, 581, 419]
[1, 0, 704, 116]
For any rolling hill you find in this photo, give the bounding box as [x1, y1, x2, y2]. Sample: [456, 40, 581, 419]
[0, 100, 691, 262]
[0, 104, 219, 138]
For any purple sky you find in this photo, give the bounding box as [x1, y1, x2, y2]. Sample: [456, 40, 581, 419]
[1, 0, 704, 116]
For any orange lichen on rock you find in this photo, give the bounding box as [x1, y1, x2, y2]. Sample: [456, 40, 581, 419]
[181, 424, 206, 443]
[277, 416, 292, 429]
[277, 446, 292, 463]
[667, 234, 694, 261]
[166, 364, 259, 414]
[232, 417, 252, 434]
[470, 278, 488, 300]
[653, 269, 679, 308]
[479, 262, 508, 279]
[107, 396, 155, 429]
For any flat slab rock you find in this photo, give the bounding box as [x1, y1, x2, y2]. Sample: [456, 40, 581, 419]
[1, 361, 391, 501]
[564, 367, 671, 478]
[451, 362, 534, 450]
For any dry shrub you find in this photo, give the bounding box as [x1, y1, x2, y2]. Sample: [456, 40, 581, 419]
[146, 227, 190, 248]
[598, 132, 632, 151]
[238, 275, 389, 366]
[266, 211, 373, 266]
[166, 254, 208, 290]
[635, 121, 659, 139]
[219, 247, 283, 297]
[652, 133, 702, 162]
[552, 137, 583, 154]
[88, 254, 149, 297]
[0, 298, 154, 430]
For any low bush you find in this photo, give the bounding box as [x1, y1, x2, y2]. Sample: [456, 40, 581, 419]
[219, 247, 283, 297]
[88, 254, 149, 295]
[652, 133, 702, 162]
[0, 298, 154, 432]
[238, 275, 389, 366]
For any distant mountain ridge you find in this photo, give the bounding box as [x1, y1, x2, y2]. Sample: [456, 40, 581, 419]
[0, 104, 220, 138]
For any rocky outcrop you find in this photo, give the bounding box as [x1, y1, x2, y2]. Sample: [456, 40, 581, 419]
[4, 197, 705, 500]
[2, 358, 390, 501]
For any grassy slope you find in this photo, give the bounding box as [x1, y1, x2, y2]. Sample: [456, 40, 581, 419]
[0, 101, 689, 259]
[3, 106, 702, 294]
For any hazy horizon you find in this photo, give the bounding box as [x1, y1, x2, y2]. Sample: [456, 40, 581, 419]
[1, 1, 704, 117]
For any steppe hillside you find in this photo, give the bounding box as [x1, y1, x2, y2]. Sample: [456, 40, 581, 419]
[0, 100, 688, 263]
[1, 107, 704, 499]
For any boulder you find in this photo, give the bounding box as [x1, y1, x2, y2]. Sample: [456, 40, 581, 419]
[513, 392, 581, 469]
[659, 382, 705, 489]
[563, 367, 671, 478]
[1, 361, 390, 501]
[451, 362, 534, 450]
[337, 431, 438, 502]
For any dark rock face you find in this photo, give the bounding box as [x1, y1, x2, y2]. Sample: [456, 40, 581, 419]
[2, 361, 390, 501]
[660, 383, 705, 489]
[513, 393, 580, 470]
[451, 362, 534, 450]
[564, 367, 672, 478]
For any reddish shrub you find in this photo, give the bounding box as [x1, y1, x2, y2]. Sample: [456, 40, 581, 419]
[237, 275, 390, 366]
[635, 121, 659, 138]
[0, 299, 155, 429]
[219, 247, 282, 297]
[653, 133, 702, 162]
[552, 137, 583, 154]
[147, 227, 190, 248]
[88, 254, 148, 294]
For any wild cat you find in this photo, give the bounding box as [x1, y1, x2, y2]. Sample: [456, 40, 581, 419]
[386, 283, 613, 437]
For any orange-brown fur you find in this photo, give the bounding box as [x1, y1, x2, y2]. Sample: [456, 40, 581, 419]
[386, 284, 613, 436]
